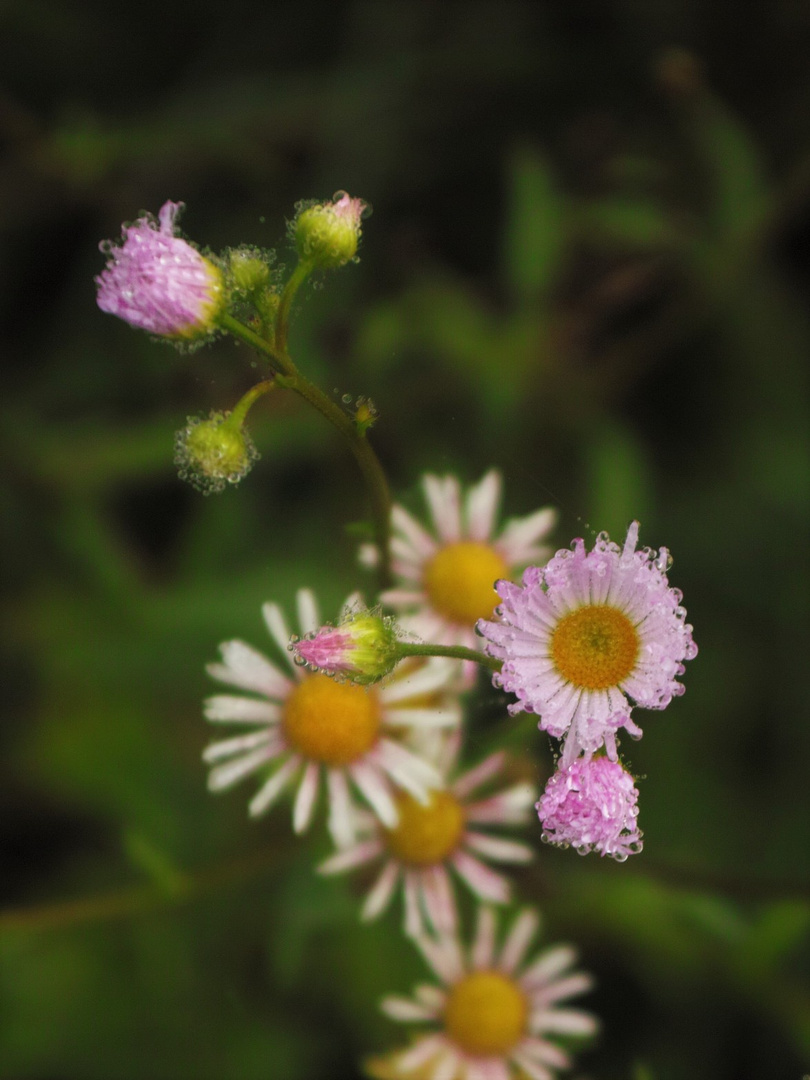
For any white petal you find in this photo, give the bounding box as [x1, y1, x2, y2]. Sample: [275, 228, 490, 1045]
[451, 850, 510, 902]
[296, 589, 321, 636]
[362, 860, 400, 921]
[292, 760, 320, 833]
[380, 660, 459, 704]
[496, 507, 557, 562]
[464, 831, 534, 863]
[499, 909, 539, 974]
[391, 503, 439, 559]
[207, 743, 279, 791]
[247, 757, 300, 816]
[509, 1050, 554, 1080]
[465, 469, 502, 541]
[531, 1008, 598, 1035]
[350, 760, 398, 827]
[261, 602, 295, 668]
[376, 739, 441, 800]
[471, 905, 497, 969]
[207, 641, 289, 698]
[202, 730, 278, 764]
[520, 944, 578, 987]
[421, 865, 457, 934]
[451, 752, 506, 798]
[203, 695, 280, 723]
[395, 1034, 448, 1072]
[318, 838, 382, 875]
[423, 474, 461, 543]
[383, 706, 460, 729]
[403, 871, 424, 937]
[326, 768, 357, 848]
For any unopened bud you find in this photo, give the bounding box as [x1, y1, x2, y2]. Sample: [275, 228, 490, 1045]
[292, 607, 399, 684]
[174, 411, 259, 494]
[294, 191, 368, 269]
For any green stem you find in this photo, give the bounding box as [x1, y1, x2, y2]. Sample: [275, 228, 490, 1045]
[218, 310, 392, 588]
[229, 379, 275, 427]
[217, 312, 294, 376]
[275, 260, 315, 353]
[278, 370, 392, 588]
[396, 641, 502, 673]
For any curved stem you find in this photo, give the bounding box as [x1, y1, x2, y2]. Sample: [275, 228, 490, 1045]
[218, 311, 392, 588]
[396, 641, 502, 673]
[278, 370, 392, 588]
[229, 379, 275, 427]
[275, 260, 314, 354]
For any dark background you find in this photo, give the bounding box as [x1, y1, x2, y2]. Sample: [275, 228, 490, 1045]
[1, 3, 809, 1078]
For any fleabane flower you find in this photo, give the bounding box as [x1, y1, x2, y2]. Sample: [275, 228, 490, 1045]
[293, 606, 400, 685]
[537, 755, 642, 861]
[360, 471, 556, 672]
[478, 521, 697, 765]
[294, 190, 368, 268]
[96, 201, 224, 338]
[374, 906, 597, 1080]
[319, 729, 536, 936]
[203, 590, 461, 847]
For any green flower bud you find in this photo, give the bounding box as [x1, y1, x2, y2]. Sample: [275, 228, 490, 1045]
[294, 191, 368, 269]
[174, 411, 259, 495]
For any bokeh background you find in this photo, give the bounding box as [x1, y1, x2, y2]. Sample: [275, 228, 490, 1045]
[2, 3, 809, 1078]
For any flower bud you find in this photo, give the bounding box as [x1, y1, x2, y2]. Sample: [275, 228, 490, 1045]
[174, 411, 259, 495]
[292, 607, 399, 684]
[536, 755, 643, 861]
[227, 247, 273, 294]
[96, 201, 224, 339]
[294, 191, 368, 269]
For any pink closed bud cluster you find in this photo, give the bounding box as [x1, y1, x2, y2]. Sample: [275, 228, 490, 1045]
[96, 201, 224, 338]
[536, 755, 642, 861]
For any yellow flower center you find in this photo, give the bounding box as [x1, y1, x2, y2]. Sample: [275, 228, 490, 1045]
[551, 604, 639, 690]
[424, 542, 509, 625]
[384, 790, 465, 865]
[282, 674, 379, 766]
[444, 970, 528, 1056]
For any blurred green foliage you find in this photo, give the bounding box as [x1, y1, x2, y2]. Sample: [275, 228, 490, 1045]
[1, 4, 809, 1079]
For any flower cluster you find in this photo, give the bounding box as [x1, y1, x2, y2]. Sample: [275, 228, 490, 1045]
[97, 194, 698, 1078]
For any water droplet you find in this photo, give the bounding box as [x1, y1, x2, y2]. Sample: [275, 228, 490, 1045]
[342, 393, 352, 404]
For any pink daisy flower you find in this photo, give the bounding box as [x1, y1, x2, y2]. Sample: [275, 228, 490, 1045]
[96, 201, 224, 338]
[537, 755, 643, 861]
[375, 905, 597, 1080]
[319, 729, 536, 936]
[361, 470, 557, 662]
[478, 521, 697, 766]
[203, 590, 461, 848]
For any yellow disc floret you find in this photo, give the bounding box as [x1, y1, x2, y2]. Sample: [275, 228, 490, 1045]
[282, 674, 379, 766]
[384, 790, 465, 865]
[444, 970, 528, 1056]
[424, 542, 509, 625]
[551, 604, 639, 690]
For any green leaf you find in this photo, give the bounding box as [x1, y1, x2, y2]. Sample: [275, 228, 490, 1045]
[502, 145, 565, 301]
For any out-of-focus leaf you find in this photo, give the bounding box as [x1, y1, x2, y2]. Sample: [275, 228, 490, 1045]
[502, 145, 566, 302]
[686, 95, 770, 240]
[572, 197, 686, 250]
[584, 419, 652, 539]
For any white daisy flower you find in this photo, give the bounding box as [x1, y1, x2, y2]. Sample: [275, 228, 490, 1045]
[374, 905, 598, 1080]
[203, 590, 462, 847]
[319, 729, 536, 936]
